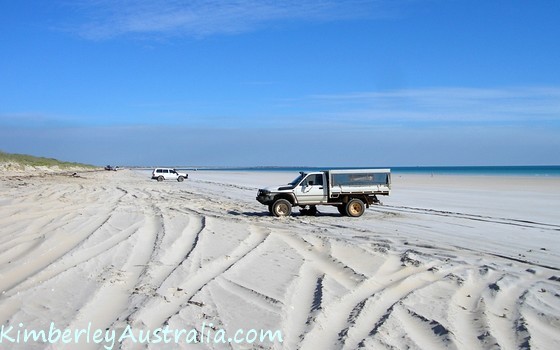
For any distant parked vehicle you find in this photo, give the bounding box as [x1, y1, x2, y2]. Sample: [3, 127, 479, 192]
[256, 169, 391, 217]
[151, 168, 188, 182]
[105, 165, 117, 171]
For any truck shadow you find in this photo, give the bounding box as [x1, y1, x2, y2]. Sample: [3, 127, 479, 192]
[228, 210, 342, 218]
[228, 210, 269, 217]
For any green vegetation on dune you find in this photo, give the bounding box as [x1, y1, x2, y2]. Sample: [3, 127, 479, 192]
[0, 151, 96, 169]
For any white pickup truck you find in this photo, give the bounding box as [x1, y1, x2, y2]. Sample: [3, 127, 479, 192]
[151, 168, 188, 182]
[256, 169, 390, 217]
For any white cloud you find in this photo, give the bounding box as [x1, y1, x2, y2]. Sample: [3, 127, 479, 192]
[71, 0, 387, 39]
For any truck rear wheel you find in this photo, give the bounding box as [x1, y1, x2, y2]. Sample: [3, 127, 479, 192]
[272, 199, 292, 217]
[177, 176, 184, 182]
[157, 176, 164, 182]
[346, 199, 365, 217]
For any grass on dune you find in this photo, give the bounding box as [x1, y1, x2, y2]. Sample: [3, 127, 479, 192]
[0, 151, 96, 169]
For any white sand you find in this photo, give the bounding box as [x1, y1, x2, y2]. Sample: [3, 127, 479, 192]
[0, 169, 559, 349]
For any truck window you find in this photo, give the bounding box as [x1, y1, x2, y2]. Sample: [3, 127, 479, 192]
[373, 173, 389, 185]
[332, 172, 388, 186]
[289, 173, 306, 187]
[302, 174, 323, 186]
[311, 174, 323, 186]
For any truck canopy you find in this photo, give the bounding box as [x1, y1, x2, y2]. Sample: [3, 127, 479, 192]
[328, 169, 391, 196]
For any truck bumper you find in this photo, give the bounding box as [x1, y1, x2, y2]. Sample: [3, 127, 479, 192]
[256, 195, 273, 205]
[256, 190, 274, 205]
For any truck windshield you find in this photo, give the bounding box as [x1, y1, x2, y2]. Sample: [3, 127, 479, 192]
[288, 173, 306, 187]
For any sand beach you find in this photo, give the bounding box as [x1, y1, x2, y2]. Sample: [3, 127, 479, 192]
[0, 169, 559, 349]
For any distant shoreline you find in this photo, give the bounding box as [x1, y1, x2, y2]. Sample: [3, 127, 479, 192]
[129, 165, 560, 177]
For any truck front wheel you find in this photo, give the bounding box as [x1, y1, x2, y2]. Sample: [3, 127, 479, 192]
[272, 199, 292, 217]
[346, 199, 365, 217]
[177, 176, 184, 182]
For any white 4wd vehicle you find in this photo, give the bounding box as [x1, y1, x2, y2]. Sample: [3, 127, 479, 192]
[151, 168, 188, 182]
[256, 169, 390, 217]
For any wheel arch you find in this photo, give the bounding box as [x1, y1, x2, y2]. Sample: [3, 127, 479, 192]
[273, 193, 296, 205]
[341, 194, 370, 208]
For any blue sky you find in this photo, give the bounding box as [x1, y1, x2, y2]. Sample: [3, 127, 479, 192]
[1, 0, 559, 166]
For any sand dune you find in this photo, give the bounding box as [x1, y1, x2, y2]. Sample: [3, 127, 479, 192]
[0, 170, 559, 349]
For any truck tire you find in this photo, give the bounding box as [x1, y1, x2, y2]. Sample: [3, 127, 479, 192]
[268, 204, 274, 214]
[157, 176, 164, 182]
[346, 198, 365, 217]
[272, 199, 292, 217]
[177, 176, 184, 182]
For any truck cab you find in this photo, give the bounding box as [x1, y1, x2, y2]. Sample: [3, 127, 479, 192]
[292, 172, 327, 204]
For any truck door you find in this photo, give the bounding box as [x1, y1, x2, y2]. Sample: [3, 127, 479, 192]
[294, 173, 327, 204]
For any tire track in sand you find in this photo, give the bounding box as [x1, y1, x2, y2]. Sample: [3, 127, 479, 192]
[278, 232, 365, 290]
[123, 212, 206, 318]
[282, 262, 324, 350]
[0, 206, 124, 294]
[62, 205, 161, 350]
[299, 254, 444, 349]
[130, 224, 269, 329]
[3, 218, 143, 297]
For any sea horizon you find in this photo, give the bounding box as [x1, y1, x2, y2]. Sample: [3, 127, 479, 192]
[131, 165, 560, 177]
